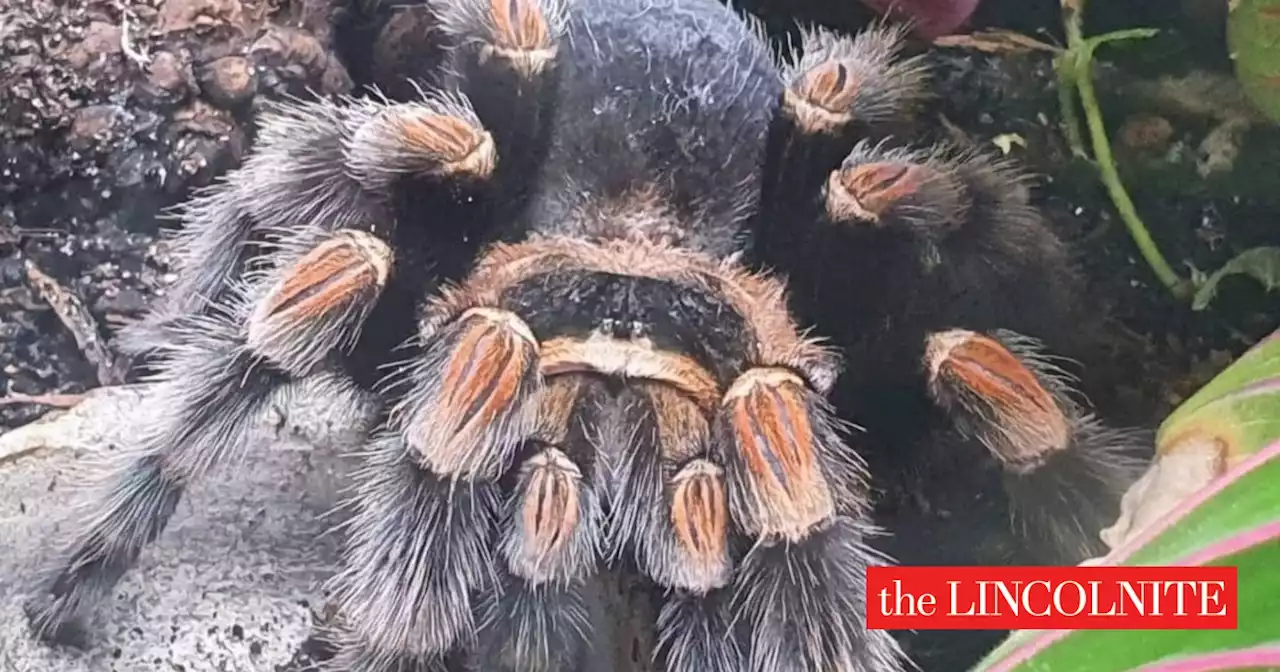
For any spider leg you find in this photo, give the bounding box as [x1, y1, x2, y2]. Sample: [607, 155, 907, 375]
[325, 429, 502, 671]
[784, 138, 1096, 380]
[923, 329, 1148, 561]
[757, 23, 927, 235]
[808, 140, 1145, 564]
[117, 92, 497, 360]
[431, 0, 568, 189]
[611, 382, 739, 672]
[22, 242, 383, 645]
[24, 92, 500, 642]
[712, 366, 904, 672]
[656, 588, 742, 672]
[430, 0, 568, 83]
[472, 365, 732, 672]
[470, 374, 604, 671]
[329, 302, 546, 668]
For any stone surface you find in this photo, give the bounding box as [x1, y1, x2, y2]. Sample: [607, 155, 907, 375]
[0, 383, 659, 672]
[0, 385, 356, 672]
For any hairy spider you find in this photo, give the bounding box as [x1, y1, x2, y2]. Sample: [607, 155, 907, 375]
[23, 0, 1147, 670]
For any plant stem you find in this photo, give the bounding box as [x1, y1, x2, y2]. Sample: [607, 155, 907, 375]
[1055, 56, 1088, 158]
[1057, 0, 1088, 157]
[1074, 54, 1191, 298]
[1060, 0, 1192, 300]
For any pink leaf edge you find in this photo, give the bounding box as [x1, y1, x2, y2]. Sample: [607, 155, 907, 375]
[978, 439, 1280, 672]
[1132, 644, 1280, 672]
[1107, 438, 1280, 566]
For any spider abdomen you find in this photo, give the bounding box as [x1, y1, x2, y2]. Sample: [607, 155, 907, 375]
[519, 0, 783, 257]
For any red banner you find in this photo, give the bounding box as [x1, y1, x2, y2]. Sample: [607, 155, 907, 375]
[865, 566, 1238, 630]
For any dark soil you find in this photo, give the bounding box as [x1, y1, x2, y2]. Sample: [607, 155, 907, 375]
[0, 0, 353, 428]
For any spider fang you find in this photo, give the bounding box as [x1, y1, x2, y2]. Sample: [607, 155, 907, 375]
[645, 382, 712, 465]
[530, 374, 584, 445]
[925, 329, 1072, 472]
[826, 160, 925, 225]
[720, 367, 835, 541]
[247, 229, 393, 374]
[669, 459, 731, 592]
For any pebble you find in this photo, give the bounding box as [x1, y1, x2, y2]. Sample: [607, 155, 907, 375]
[67, 104, 122, 149]
[1118, 114, 1175, 154]
[199, 55, 257, 109]
[147, 50, 191, 97]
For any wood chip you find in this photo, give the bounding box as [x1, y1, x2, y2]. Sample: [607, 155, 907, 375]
[0, 392, 89, 408]
[23, 260, 128, 386]
[934, 29, 1062, 55]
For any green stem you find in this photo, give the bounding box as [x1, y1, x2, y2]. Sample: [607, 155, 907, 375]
[1074, 54, 1190, 298]
[1061, 0, 1192, 300]
[1055, 56, 1088, 158]
[1058, 1, 1088, 157]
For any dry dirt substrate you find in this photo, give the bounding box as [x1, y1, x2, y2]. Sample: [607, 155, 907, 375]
[1, 0, 352, 428]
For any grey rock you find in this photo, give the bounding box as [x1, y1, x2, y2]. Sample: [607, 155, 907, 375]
[0, 385, 362, 672]
[0, 382, 670, 672]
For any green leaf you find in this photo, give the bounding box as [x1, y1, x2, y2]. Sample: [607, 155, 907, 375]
[1083, 28, 1161, 51]
[1157, 330, 1280, 448]
[1228, 0, 1280, 122]
[970, 330, 1280, 672]
[1072, 29, 1160, 76]
[1192, 247, 1280, 311]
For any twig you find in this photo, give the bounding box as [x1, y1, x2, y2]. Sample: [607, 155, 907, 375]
[117, 2, 151, 67]
[1059, 0, 1192, 300]
[23, 260, 128, 386]
[933, 29, 1062, 55]
[0, 392, 88, 408]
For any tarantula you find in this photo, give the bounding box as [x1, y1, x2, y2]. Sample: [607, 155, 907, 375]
[23, 0, 1147, 669]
